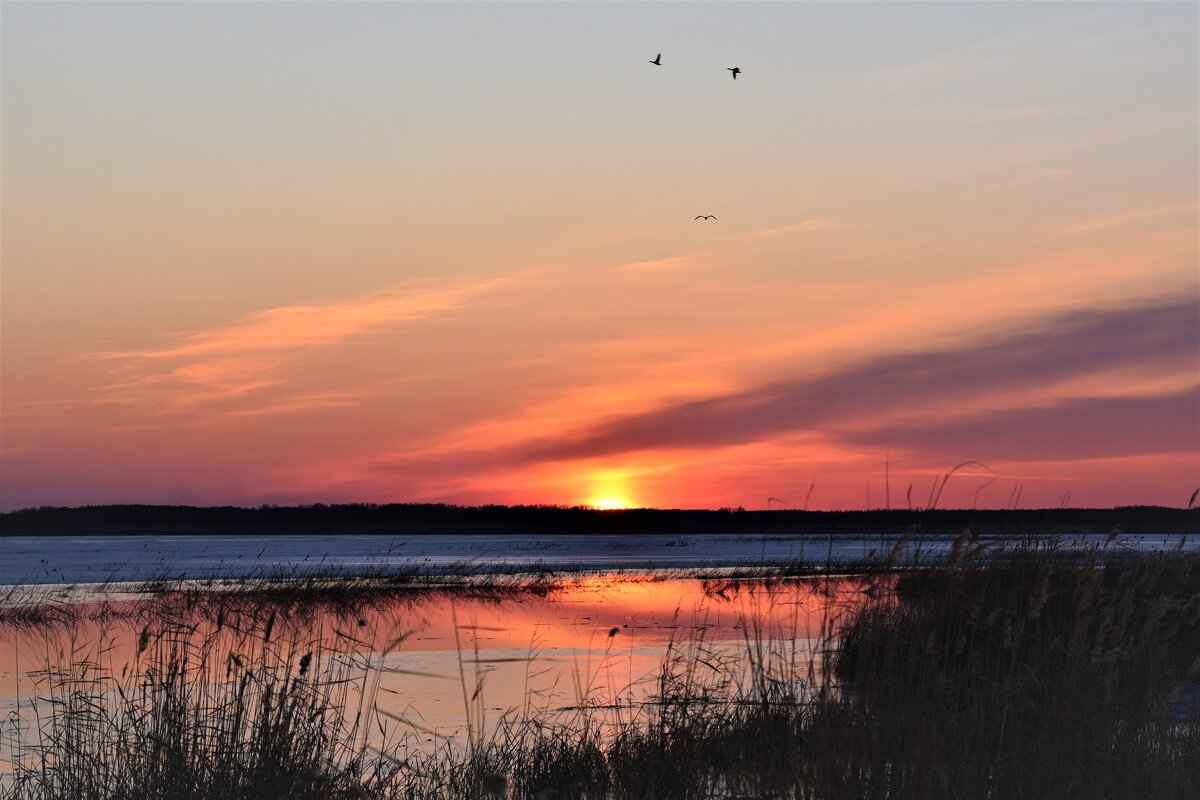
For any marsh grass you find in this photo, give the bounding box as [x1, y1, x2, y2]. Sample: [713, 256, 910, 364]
[4, 538, 1199, 799]
[828, 547, 1200, 799]
[3, 610, 412, 799]
[0, 556, 884, 633]
[0, 564, 564, 632]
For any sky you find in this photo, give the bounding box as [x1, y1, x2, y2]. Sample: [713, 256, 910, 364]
[2, 1, 1197, 512]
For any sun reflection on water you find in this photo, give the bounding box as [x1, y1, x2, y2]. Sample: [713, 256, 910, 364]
[0, 573, 878, 752]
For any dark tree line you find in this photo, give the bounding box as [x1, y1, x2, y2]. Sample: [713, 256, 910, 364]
[1, 503, 1196, 535]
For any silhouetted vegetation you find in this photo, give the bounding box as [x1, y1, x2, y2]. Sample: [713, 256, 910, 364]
[4, 539, 1198, 798]
[3, 502, 1197, 535]
[0, 562, 563, 630]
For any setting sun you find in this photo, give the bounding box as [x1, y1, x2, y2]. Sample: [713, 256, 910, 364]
[585, 470, 638, 510]
[589, 496, 634, 510]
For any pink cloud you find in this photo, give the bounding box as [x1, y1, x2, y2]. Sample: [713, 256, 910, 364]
[89, 278, 507, 412]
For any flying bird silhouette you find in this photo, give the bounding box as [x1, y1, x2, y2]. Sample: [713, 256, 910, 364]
[727, 67, 741, 80]
[694, 215, 717, 220]
[650, 53, 662, 65]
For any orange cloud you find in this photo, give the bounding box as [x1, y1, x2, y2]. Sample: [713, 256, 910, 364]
[90, 277, 508, 412]
[617, 256, 693, 272]
[748, 219, 838, 238]
[96, 279, 505, 361]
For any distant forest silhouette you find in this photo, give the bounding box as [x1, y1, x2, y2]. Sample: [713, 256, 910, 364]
[1, 503, 1196, 535]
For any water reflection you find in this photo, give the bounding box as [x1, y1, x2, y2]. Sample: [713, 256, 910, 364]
[0, 574, 877, 755]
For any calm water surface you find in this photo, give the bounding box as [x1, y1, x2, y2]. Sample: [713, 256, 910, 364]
[2, 531, 1193, 585]
[0, 574, 874, 765]
[1, 531, 1194, 774]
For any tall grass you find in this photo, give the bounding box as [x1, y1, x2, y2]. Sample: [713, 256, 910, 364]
[4, 539, 1199, 799]
[3, 612, 410, 799]
[0, 563, 563, 631]
[827, 547, 1200, 798]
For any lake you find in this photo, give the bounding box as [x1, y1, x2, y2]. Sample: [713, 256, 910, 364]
[2, 531, 1193, 585]
[2, 531, 1196, 793]
[0, 572, 874, 774]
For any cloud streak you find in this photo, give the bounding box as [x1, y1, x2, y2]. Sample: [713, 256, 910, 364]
[96, 279, 504, 361]
[517, 296, 1199, 463]
[748, 219, 838, 238]
[92, 278, 507, 411]
[843, 387, 1199, 461]
[1056, 205, 1196, 237]
[617, 256, 692, 273]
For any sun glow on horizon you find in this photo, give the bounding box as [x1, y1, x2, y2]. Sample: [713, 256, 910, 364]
[585, 470, 639, 510]
[588, 495, 635, 510]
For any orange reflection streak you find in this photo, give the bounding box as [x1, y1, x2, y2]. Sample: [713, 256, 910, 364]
[1, 575, 870, 658]
[0, 575, 878, 744]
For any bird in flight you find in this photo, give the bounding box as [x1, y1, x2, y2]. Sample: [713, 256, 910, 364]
[650, 53, 662, 66]
[727, 67, 741, 80]
[695, 215, 717, 220]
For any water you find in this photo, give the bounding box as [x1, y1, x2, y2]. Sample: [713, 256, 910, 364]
[1, 530, 1195, 778]
[0, 574, 871, 767]
[1, 531, 1193, 586]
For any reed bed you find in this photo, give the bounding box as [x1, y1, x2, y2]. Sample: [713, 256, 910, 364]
[3, 537, 1198, 799]
[0, 556, 885, 633]
[0, 564, 565, 632]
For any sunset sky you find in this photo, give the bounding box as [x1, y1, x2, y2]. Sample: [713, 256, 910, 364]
[2, 2, 1197, 511]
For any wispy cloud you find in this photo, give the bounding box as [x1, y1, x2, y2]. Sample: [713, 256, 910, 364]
[96, 279, 503, 361]
[92, 277, 507, 412]
[1056, 204, 1196, 237]
[514, 296, 1199, 463]
[841, 387, 1199, 461]
[748, 219, 838, 239]
[616, 218, 837, 272]
[221, 391, 365, 418]
[617, 256, 692, 273]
